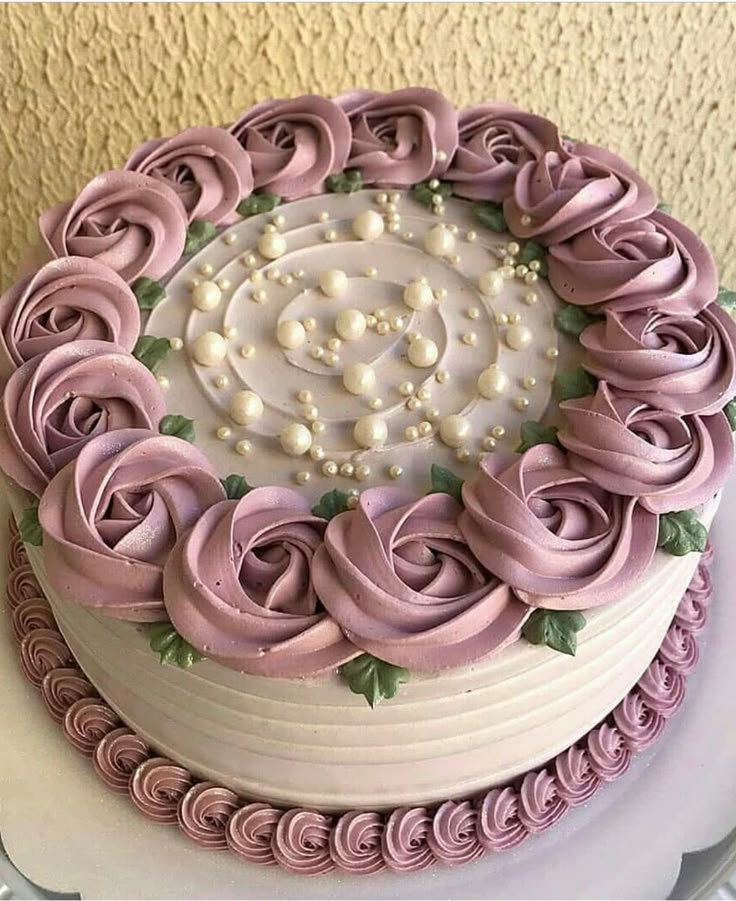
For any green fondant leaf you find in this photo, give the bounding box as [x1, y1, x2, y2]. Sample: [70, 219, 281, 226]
[412, 180, 453, 208]
[237, 193, 281, 217]
[658, 510, 708, 556]
[312, 488, 351, 521]
[326, 168, 363, 194]
[340, 653, 410, 708]
[132, 277, 166, 312]
[554, 367, 598, 402]
[516, 421, 560, 454]
[146, 622, 204, 668]
[182, 220, 217, 256]
[473, 201, 507, 233]
[523, 609, 586, 657]
[725, 399, 736, 431]
[428, 463, 464, 505]
[561, 134, 579, 143]
[221, 474, 253, 499]
[554, 304, 601, 338]
[716, 286, 736, 312]
[159, 414, 195, 443]
[517, 240, 548, 277]
[19, 503, 42, 546]
[133, 335, 171, 374]
[656, 202, 673, 213]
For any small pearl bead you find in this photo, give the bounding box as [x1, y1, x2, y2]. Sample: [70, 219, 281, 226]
[311, 346, 325, 360]
[431, 193, 443, 208]
[192, 280, 222, 311]
[303, 317, 317, 332]
[252, 289, 268, 304]
[399, 381, 415, 397]
[467, 307, 480, 320]
[375, 308, 389, 321]
[324, 229, 337, 242]
[389, 192, 400, 203]
[462, 332, 478, 346]
[199, 262, 214, 277]
[426, 407, 440, 421]
[369, 397, 383, 410]
[407, 397, 422, 411]
[319, 269, 348, 298]
[529, 260, 541, 273]
[303, 404, 320, 422]
[482, 436, 497, 451]
[448, 254, 461, 266]
[156, 375, 169, 390]
[250, 270, 263, 283]
[354, 463, 371, 482]
[546, 346, 560, 360]
[323, 461, 338, 477]
[389, 464, 403, 479]
[515, 396, 530, 411]
[508, 313, 521, 325]
[418, 421, 433, 437]
[390, 316, 404, 331]
[263, 224, 277, 234]
[417, 386, 431, 401]
[214, 374, 229, 389]
[436, 149, 448, 162]
[354, 414, 388, 448]
[242, 253, 257, 267]
[318, 211, 330, 222]
[448, 224, 459, 235]
[352, 209, 385, 241]
[240, 343, 255, 359]
[496, 313, 509, 325]
[404, 279, 435, 311]
[408, 336, 439, 368]
[294, 269, 305, 279]
[191, 331, 227, 366]
[376, 321, 391, 336]
[403, 231, 414, 241]
[266, 268, 281, 282]
[500, 265, 515, 279]
[364, 266, 377, 278]
[217, 278, 231, 291]
[506, 324, 533, 351]
[523, 375, 537, 390]
[456, 447, 472, 463]
[312, 421, 326, 435]
[478, 366, 510, 398]
[347, 495, 359, 509]
[439, 414, 471, 448]
[280, 422, 312, 456]
[466, 230, 477, 242]
[217, 426, 232, 440]
[491, 425, 506, 439]
[507, 242, 520, 255]
[436, 369, 450, 384]
[340, 462, 355, 478]
[327, 337, 342, 352]
[235, 439, 252, 455]
[525, 271, 539, 285]
[479, 270, 504, 296]
[324, 351, 340, 367]
[429, 179, 440, 190]
[280, 274, 293, 286]
[169, 337, 183, 351]
[525, 291, 539, 305]
[272, 213, 286, 227]
[258, 232, 287, 259]
[343, 362, 376, 396]
[520, 214, 533, 226]
[405, 426, 419, 441]
[230, 390, 264, 424]
[424, 224, 455, 257]
[376, 192, 388, 205]
[223, 326, 238, 339]
[387, 222, 400, 234]
[435, 288, 448, 302]
[223, 232, 237, 245]
[295, 471, 310, 485]
[515, 265, 529, 278]
[276, 319, 306, 350]
[297, 389, 313, 404]
[406, 331, 421, 344]
[335, 308, 367, 341]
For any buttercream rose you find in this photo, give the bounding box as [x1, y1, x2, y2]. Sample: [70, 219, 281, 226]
[504, 143, 656, 245]
[230, 95, 351, 199]
[39, 429, 225, 621]
[312, 488, 528, 670]
[164, 487, 358, 677]
[459, 445, 658, 608]
[446, 103, 562, 202]
[125, 126, 253, 226]
[0, 258, 140, 379]
[0, 340, 166, 497]
[336, 88, 458, 186]
[548, 210, 718, 315]
[558, 382, 732, 514]
[581, 304, 736, 415]
[39, 170, 188, 283]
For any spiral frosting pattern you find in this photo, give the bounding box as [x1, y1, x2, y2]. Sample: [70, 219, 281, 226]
[129, 758, 193, 824]
[177, 783, 240, 850]
[226, 803, 282, 866]
[6, 564, 43, 611]
[330, 811, 386, 874]
[427, 800, 483, 865]
[93, 727, 149, 792]
[20, 627, 73, 687]
[612, 691, 665, 752]
[62, 697, 119, 754]
[477, 787, 528, 851]
[382, 807, 434, 873]
[553, 745, 601, 806]
[637, 660, 686, 718]
[518, 770, 568, 833]
[272, 809, 335, 875]
[40, 666, 96, 723]
[658, 621, 700, 674]
[587, 724, 632, 781]
[11, 596, 55, 644]
[8, 532, 28, 569]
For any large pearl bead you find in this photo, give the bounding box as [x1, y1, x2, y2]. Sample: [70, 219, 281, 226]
[276, 319, 306, 349]
[408, 336, 439, 368]
[352, 210, 385, 241]
[424, 225, 455, 257]
[354, 414, 388, 448]
[335, 308, 367, 341]
[192, 280, 222, 311]
[439, 414, 471, 448]
[191, 331, 227, 366]
[258, 232, 287, 260]
[230, 390, 264, 424]
[343, 362, 376, 396]
[319, 268, 348, 297]
[403, 280, 434, 311]
[506, 324, 533, 350]
[478, 270, 504, 296]
[279, 422, 313, 456]
[478, 365, 510, 398]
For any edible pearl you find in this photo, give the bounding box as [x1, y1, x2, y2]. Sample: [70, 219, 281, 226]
[417, 386, 431, 401]
[390, 316, 404, 331]
[235, 439, 252, 455]
[520, 214, 533, 226]
[506, 324, 533, 351]
[192, 280, 222, 311]
[320, 268, 348, 298]
[426, 407, 440, 421]
[199, 262, 214, 277]
[298, 389, 313, 404]
[312, 421, 326, 435]
[478, 366, 510, 398]
[403, 280, 435, 311]
[462, 332, 478, 346]
[376, 321, 390, 336]
[418, 421, 433, 437]
[482, 437, 497, 451]
[169, 337, 183, 351]
[223, 233, 236, 245]
[303, 317, 317, 332]
[478, 270, 504, 296]
[336, 308, 367, 341]
[369, 397, 383, 410]
[214, 374, 229, 389]
[525, 272, 539, 285]
[408, 336, 439, 368]
[354, 464, 371, 482]
[230, 390, 264, 424]
[266, 268, 280, 282]
[436, 369, 450, 384]
[340, 463, 355, 478]
[322, 461, 338, 477]
[280, 422, 312, 456]
[252, 289, 268, 304]
[467, 307, 480, 320]
[217, 426, 231, 440]
[389, 464, 403, 479]
[491, 425, 506, 439]
[295, 471, 310, 485]
[223, 326, 238, 340]
[523, 375, 537, 390]
[525, 291, 539, 305]
[546, 346, 560, 360]
[240, 343, 255, 359]
[324, 229, 337, 242]
[515, 396, 530, 411]
[156, 375, 169, 390]
[324, 351, 340, 367]
[456, 447, 472, 463]
[343, 362, 376, 396]
[217, 278, 231, 291]
[424, 224, 455, 257]
[257, 232, 287, 260]
[364, 266, 377, 278]
[354, 414, 388, 449]
[376, 192, 388, 205]
[303, 404, 320, 422]
[327, 337, 342, 352]
[407, 397, 422, 411]
[439, 414, 471, 448]
[310, 445, 325, 461]
[191, 331, 227, 366]
[399, 381, 415, 397]
[352, 209, 385, 241]
[311, 346, 325, 360]
[276, 319, 306, 350]
[405, 426, 419, 441]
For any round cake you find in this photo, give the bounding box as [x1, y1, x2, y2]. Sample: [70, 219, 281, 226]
[1, 88, 733, 874]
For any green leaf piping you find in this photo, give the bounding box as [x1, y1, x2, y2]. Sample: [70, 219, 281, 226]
[19, 503, 42, 546]
[554, 304, 601, 338]
[312, 488, 351, 520]
[133, 335, 171, 374]
[146, 622, 204, 668]
[522, 609, 586, 656]
[724, 399, 736, 431]
[473, 201, 507, 232]
[131, 277, 166, 312]
[326, 168, 363, 194]
[656, 202, 673, 213]
[554, 367, 598, 402]
[516, 421, 561, 454]
[658, 510, 708, 556]
[339, 653, 410, 707]
[517, 240, 548, 277]
[716, 286, 736, 312]
[182, 220, 217, 256]
[428, 463, 464, 505]
[159, 414, 195, 443]
[412, 180, 453, 208]
[221, 474, 253, 499]
[237, 193, 281, 217]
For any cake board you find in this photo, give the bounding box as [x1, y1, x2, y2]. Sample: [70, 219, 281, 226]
[1, 479, 735, 901]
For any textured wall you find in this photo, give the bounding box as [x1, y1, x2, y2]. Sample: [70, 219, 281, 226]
[1, 2, 735, 288]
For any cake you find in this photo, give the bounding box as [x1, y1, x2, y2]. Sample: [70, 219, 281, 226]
[1, 88, 733, 875]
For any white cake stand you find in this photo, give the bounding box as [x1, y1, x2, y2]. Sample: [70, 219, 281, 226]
[1, 480, 736, 901]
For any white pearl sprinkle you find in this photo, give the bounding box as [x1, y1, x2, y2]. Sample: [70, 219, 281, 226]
[192, 281, 222, 311]
[520, 214, 533, 226]
[311, 346, 325, 360]
[258, 232, 286, 260]
[466, 230, 477, 242]
[240, 343, 255, 359]
[354, 414, 388, 449]
[310, 445, 326, 461]
[324, 351, 340, 367]
[252, 289, 268, 304]
[216, 426, 231, 440]
[479, 270, 504, 296]
[217, 278, 231, 291]
[280, 274, 293, 287]
[320, 269, 348, 298]
[266, 268, 281, 282]
[156, 375, 169, 390]
[280, 422, 312, 456]
[500, 265, 515, 279]
[347, 495, 359, 509]
[250, 270, 263, 283]
[354, 463, 371, 482]
[335, 308, 367, 341]
[169, 337, 183, 351]
[529, 260, 541, 273]
[482, 436, 497, 451]
[191, 331, 227, 366]
[478, 366, 510, 398]
[456, 447, 472, 463]
[295, 471, 310, 485]
[404, 279, 435, 311]
[324, 229, 338, 242]
[364, 266, 377, 278]
[515, 396, 530, 411]
[525, 271, 539, 285]
[467, 307, 480, 320]
[322, 461, 338, 477]
[352, 209, 385, 241]
[318, 211, 330, 222]
[408, 336, 439, 368]
[376, 192, 388, 205]
[405, 426, 419, 442]
[440, 414, 471, 448]
[340, 462, 355, 478]
[327, 337, 343, 352]
[546, 346, 560, 360]
[389, 464, 403, 479]
[436, 369, 450, 384]
[199, 262, 214, 277]
[369, 397, 383, 410]
[376, 321, 390, 336]
[223, 232, 237, 245]
[214, 374, 229, 389]
[303, 317, 317, 332]
[418, 421, 433, 437]
[407, 397, 422, 411]
[462, 332, 478, 346]
[230, 390, 264, 424]
[491, 425, 506, 439]
[417, 386, 432, 401]
[424, 224, 455, 257]
[523, 375, 537, 390]
[496, 313, 509, 325]
[303, 404, 320, 422]
[223, 326, 238, 340]
[235, 439, 252, 456]
[343, 362, 376, 396]
[276, 319, 306, 350]
[242, 253, 258, 267]
[525, 291, 539, 305]
[399, 381, 415, 397]
[508, 312, 521, 325]
[426, 407, 440, 421]
[506, 324, 533, 351]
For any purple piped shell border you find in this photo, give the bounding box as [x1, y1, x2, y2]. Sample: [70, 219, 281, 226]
[5, 518, 713, 877]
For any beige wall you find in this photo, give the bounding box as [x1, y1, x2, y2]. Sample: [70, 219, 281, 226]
[1, 2, 734, 287]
